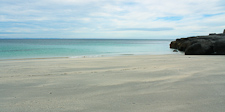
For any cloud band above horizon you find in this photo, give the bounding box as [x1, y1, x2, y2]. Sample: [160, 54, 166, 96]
[0, 0, 225, 39]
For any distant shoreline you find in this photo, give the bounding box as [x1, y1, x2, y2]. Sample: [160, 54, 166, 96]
[0, 38, 174, 40]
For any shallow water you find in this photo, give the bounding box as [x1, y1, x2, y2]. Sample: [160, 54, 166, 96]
[0, 39, 177, 59]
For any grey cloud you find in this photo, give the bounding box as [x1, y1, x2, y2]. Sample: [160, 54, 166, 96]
[0, 32, 32, 34]
[114, 27, 174, 31]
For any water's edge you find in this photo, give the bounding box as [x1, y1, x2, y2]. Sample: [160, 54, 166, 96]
[0, 39, 180, 60]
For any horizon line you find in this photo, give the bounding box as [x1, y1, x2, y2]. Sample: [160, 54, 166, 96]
[0, 38, 174, 40]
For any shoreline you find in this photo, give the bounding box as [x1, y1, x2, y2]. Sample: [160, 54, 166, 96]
[1, 54, 225, 112]
[0, 52, 181, 61]
[0, 39, 174, 60]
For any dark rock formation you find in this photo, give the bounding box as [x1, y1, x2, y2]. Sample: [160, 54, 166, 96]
[170, 30, 225, 55]
[213, 39, 225, 54]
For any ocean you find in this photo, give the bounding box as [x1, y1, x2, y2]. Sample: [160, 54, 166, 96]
[0, 39, 178, 59]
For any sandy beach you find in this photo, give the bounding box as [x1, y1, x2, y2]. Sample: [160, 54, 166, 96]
[0, 54, 225, 112]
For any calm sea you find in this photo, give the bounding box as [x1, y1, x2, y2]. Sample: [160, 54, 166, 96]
[0, 39, 177, 59]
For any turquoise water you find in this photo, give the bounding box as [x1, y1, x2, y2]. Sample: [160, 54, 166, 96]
[0, 39, 175, 59]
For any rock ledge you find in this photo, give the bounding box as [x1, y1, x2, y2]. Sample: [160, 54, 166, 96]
[170, 30, 225, 55]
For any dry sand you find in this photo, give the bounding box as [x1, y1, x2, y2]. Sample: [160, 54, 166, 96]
[0, 54, 225, 112]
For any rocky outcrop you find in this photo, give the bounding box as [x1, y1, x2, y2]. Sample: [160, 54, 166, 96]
[170, 30, 225, 55]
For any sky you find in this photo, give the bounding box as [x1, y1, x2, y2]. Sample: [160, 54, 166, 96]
[0, 0, 225, 39]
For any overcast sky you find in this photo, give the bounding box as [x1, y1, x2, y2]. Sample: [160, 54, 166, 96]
[0, 0, 225, 39]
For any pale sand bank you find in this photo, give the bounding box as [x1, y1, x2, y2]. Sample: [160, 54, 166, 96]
[0, 54, 225, 112]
